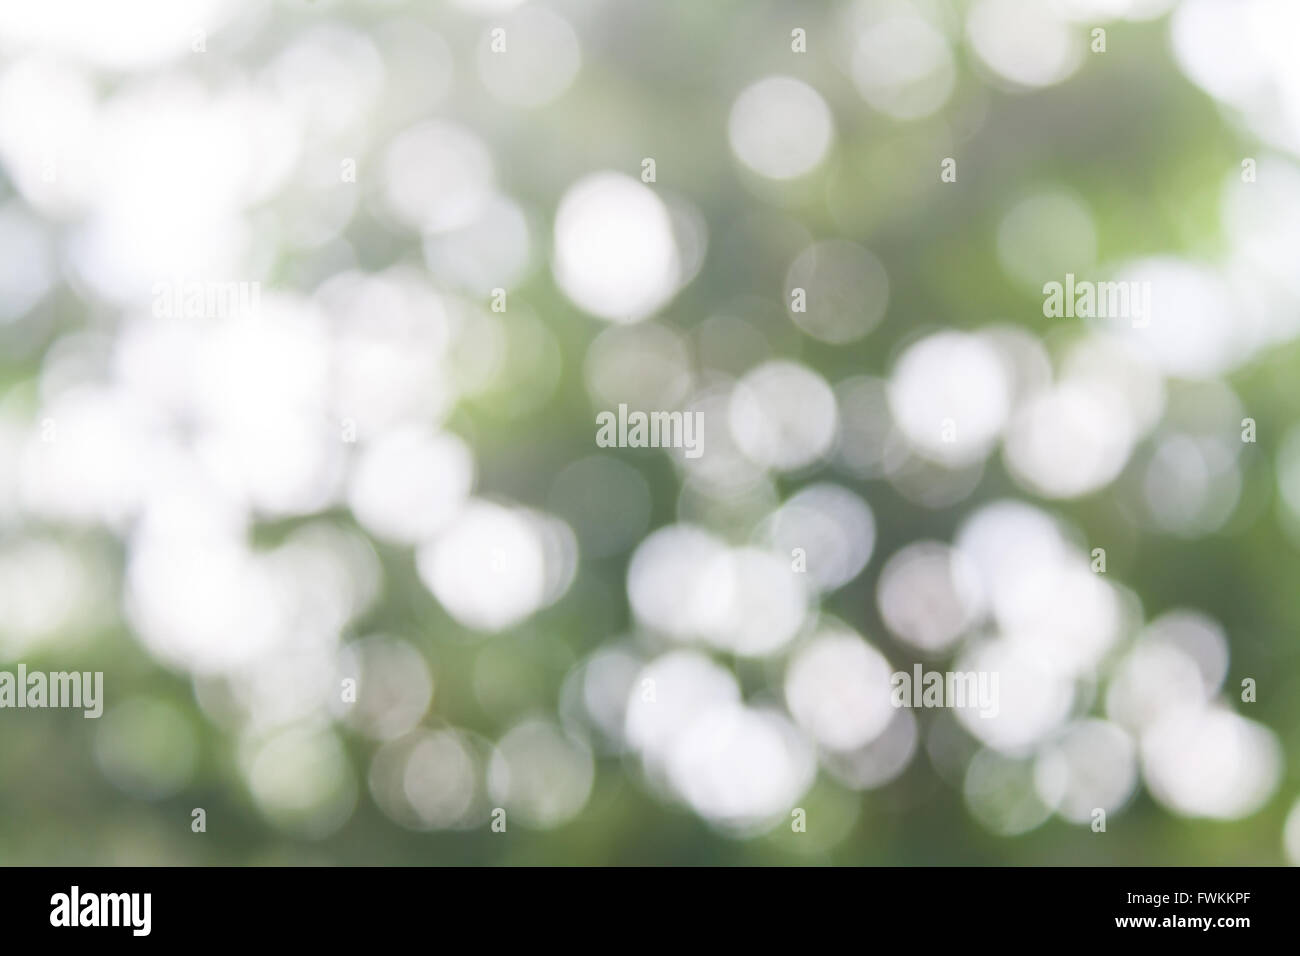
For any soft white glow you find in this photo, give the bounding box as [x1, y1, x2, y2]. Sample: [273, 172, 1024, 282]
[728, 76, 834, 180]
[1106, 642, 1214, 732]
[242, 725, 358, 838]
[477, 7, 581, 108]
[665, 703, 815, 832]
[763, 483, 875, 593]
[997, 559, 1122, 678]
[954, 637, 1075, 753]
[785, 240, 890, 344]
[265, 24, 385, 141]
[1034, 719, 1138, 824]
[1003, 382, 1135, 499]
[402, 730, 482, 829]
[1059, 333, 1166, 436]
[0, 0, 234, 71]
[1141, 706, 1282, 820]
[729, 360, 838, 472]
[785, 628, 896, 752]
[625, 650, 741, 762]
[1141, 434, 1241, 535]
[370, 728, 482, 831]
[852, 15, 955, 120]
[572, 645, 644, 750]
[415, 499, 553, 633]
[0, 55, 97, 216]
[877, 541, 985, 655]
[834, 376, 910, 479]
[383, 120, 494, 234]
[955, 499, 1071, 626]
[700, 546, 809, 657]
[489, 720, 594, 829]
[584, 321, 694, 412]
[627, 525, 733, 641]
[967, 0, 1083, 89]
[423, 193, 532, 296]
[553, 173, 682, 323]
[333, 636, 434, 741]
[1107, 259, 1242, 379]
[0, 537, 106, 656]
[347, 428, 474, 546]
[1141, 609, 1229, 697]
[822, 707, 919, 791]
[888, 331, 1012, 468]
[319, 268, 456, 436]
[1053, 0, 1177, 20]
